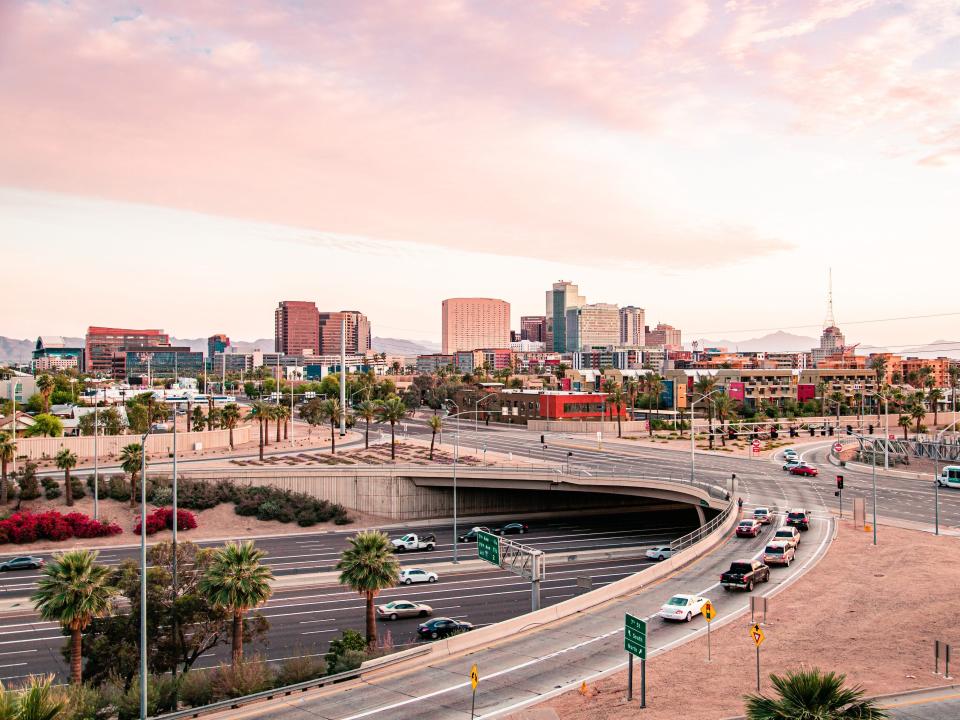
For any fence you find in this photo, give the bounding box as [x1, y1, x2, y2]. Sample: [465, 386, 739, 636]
[13, 426, 251, 460]
[671, 500, 735, 552]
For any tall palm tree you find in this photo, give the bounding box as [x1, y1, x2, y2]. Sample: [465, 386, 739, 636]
[376, 396, 408, 459]
[321, 399, 343, 454]
[949, 367, 960, 412]
[272, 404, 283, 443]
[221, 403, 241, 450]
[356, 400, 377, 449]
[428, 415, 442, 459]
[694, 376, 718, 449]
[606, 383, 626, 438]
[336, 530, 400, 646]
[249, 400, 271, 459]
[744, 668, 887, 719]
[898, 414, 911, 439]
[199, 541, 274, 667]
[713, 394, 734, 447]
[35, 374, 54, 413]
[0, 432, 14, 506]
[54, 448, 77, 507]
[119, 443, 143, 507]
[869, 355, 888, 389]
[910, 393, 927, 433]
[817, 381, 828, 418]
[927, 387, 943, 428]
[31, 550, 115, 685]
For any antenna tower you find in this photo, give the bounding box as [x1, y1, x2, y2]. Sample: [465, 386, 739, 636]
[823, 268, 836, 329]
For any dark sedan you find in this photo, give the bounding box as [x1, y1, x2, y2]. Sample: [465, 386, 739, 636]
[0, 556, 45, 571]
[457, 526, 491, 542]
[497, 522, 529, 535]
[417, 617, 474, 640]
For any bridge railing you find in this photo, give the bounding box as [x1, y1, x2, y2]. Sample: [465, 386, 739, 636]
[670, 500, 735, 552]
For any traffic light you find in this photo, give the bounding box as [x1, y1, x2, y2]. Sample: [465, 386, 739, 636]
[540, 434, 545, 444]
[868, 424, 874, 435]
[836, 475, 844, 490]
[828, 426, 834, 436]
[846, 425, 853, 435]
[809, 427, 815, 437]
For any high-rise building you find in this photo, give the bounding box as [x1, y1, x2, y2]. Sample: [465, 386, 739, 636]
[545, 281, 585, 352]
[441, 298, 511, 354]
[619, 307, 646, 346]
[645, 323, 682, 349]
[318, 311, 372, 355]
[207, 334, 230, 359]
[520, 316, 546, 343]
[275, 301, 320, 355]
[85, 326, 169, 375]
[565, 303, 620, 351]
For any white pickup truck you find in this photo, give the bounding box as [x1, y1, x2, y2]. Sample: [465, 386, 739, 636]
[391, 533, 437, 552]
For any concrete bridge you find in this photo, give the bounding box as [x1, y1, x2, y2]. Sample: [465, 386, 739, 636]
[169, 464, 730, 523]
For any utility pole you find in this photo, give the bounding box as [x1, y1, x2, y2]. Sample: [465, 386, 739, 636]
[93, 388, 99, 520]
[339, 317, 346, 437]
[139, 428, 150, 720]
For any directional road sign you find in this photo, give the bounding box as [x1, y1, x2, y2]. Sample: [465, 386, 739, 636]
[470, 664, 479, 691]
[625, 613, 647, 659]
[750, 623, 765, 647]
[703, 601, 716, 622]
[476, 531, 501, 567]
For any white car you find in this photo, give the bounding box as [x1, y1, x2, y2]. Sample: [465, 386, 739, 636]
[658, 594, 710, 622]
[645, 546, 675, 561]
[782, 459, 803, 471]
[783, 449, 798, 459]
[399, 568, 438, 585]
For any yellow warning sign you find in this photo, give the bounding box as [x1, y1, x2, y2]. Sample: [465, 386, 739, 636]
[703, 601, 716, 622]
[470, 664, 479, 691]
[750, 623, 765, 647]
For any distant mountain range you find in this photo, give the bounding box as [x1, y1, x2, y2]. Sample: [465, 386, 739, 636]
[692, 331, 818, 353]
[0, 335, 439, 363]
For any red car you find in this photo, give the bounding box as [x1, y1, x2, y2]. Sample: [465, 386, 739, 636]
[736, 519, 762, 537]
[789, 464, 818, 477]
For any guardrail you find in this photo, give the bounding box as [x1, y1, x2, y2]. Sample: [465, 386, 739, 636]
[153, 645, 430, 720]
[670, 500, 735, 552]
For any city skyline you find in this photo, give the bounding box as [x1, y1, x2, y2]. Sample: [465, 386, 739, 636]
[2, 1, 959, 347]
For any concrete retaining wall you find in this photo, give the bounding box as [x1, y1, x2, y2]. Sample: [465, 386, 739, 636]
[15, 427, 251, 460]
[528, 420, 650, 434]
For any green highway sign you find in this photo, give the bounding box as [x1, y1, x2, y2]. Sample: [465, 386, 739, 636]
[477, 530, 501, 566]
[624, 613, 647, 659]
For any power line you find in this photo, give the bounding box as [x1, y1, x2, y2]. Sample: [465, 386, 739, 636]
[690, 311, 960, 337]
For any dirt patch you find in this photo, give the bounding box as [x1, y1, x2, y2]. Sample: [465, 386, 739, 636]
[0, 495, 385, 554]
[533, 522, 959, 720]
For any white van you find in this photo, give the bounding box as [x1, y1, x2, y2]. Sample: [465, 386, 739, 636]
[937, 466, 960, 488]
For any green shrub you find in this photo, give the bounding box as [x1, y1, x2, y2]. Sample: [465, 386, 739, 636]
[256, 500, 294, 523]
[151, 486, 173, 506]
[210, 658, 275, 700]
[329, 649, 367, 675]
[274, 654, 327, 686]
[325, 630, 367, 670]
[108, 674, 178, 720]
[70, 479, 86, 499]
[108, 476, 131, 502]
[43, 477, 63, 500]
[63, 683, 111, 720]
[178, 669, 215, 708]
[177, 478, 219, 510]
[235, 499, 260, 516]
[296, 507, 318, 527]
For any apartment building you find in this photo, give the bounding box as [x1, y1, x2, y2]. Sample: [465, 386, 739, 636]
[441, 298, 510, 354]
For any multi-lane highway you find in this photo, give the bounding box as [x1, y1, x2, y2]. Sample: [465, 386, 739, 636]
[0, 511, 696, 681]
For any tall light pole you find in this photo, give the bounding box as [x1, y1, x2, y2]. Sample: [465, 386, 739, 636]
[690, 389, 721, 484]
[445, 400, 460, 564]
[139, 427, 151, 720]
[93, 387, 100, 520]
[339, 317, 347, 437]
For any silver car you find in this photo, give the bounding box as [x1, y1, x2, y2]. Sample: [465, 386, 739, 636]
[376, 600, 433, 620]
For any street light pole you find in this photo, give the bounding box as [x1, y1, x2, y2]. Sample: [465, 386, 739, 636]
[446, 400, 460, 564]
[690, 389, 720, 484]
[139, 427, 150, 720]
[93, 388, 100, 520]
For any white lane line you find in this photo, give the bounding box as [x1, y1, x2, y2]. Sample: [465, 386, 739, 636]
[0, 636, 62, 646]
[299, 618, 337, 625]
[302, 628, 339, 636]
[0, 663, 26, 670]
[0, 650, 37, 657]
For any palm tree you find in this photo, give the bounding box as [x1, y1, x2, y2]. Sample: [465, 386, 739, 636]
[272, 404, 283, 443]
[950, 367, 960, 412]
[713, 394, 734, 447]
[744, 668, 887, 719]
[199, 541, 274, 667]
[427, 415, 442, 459]
[376, 396, 408, 460]
[356, 400, 377, 449]
[31, 550, 115, 685]
[36, 374, 54, 413]
[869, 355, 888, 388]
[320, 399, 343, 454]
[898, 414, 911, 439]
[119, 443, 143, 507]
[927, 387, 943, 428]
[221, 403, 241, 450]
[0, 432, 14, 505]
[817, 381, 828, 418]
[336, 530, 400, 647]
[910, 393, 927, 433]
[694, 376, 718, 449]
[54, 448, 77, 507]
[606, 383, 626, 438]
[249, 400, 271, 459]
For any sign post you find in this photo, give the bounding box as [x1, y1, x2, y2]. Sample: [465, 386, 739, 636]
[624, 613, 647, 707]
[835, 475, 844, 518]
[752, 439, 760, 458]
[703, 601, 716, 662]
[476, 531, 501, 566]
[469, 663, 479, 718]
[750, 623, 765, 691]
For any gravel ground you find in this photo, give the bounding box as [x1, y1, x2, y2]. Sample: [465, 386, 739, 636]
[530, 521, 960, 719]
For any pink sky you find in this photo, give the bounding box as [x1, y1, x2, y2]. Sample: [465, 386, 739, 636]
[1, 0, 958, 343]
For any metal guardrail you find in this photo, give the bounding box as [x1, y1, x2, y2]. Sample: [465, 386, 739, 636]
[152, 646, 430, 720]
[670, 500, 735, 552]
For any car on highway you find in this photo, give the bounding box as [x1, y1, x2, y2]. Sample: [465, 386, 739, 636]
[391, 533, 437, 552]
[936, 466, 960, 488]
[773, 526, 801, 548]
[376, 600, 433, 621]
[789, 464, 818, 477]
[721, 559, 770, 591]
[398, 568, 438, 585]
[645, 545, 675, 561]
[786, 509, 811, 531]
[0, 556, 45, 572]
[417, 617, 474, 640]
[736, 519, 762, 538]
[782, 459, 804, 471]
[761, 541, 796, 567]
[658, 593, 710, 622]
[457, 526, 492, 542]
[783, 448, 798, 460]
[753, 507, 772, 525]
[496, 522, 529, 535]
